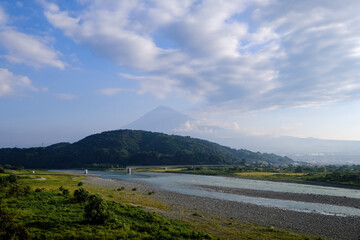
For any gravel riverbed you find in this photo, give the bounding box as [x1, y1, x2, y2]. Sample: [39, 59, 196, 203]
[198, 184, 360, 208]
[84, 176, 360, 240]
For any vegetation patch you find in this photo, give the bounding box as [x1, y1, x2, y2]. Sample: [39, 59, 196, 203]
[0, 171, 213, 239]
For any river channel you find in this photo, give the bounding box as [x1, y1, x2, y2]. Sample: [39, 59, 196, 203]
[60, 170, 360, 217]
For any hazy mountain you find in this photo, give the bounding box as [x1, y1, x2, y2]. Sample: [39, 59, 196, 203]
[124, 106, 192, 133]
[122, 106, 360, 165]
[0, 129, 293, 168]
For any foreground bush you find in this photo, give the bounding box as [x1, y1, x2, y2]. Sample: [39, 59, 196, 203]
[0, 205, 30, 240]
[73, 188, 89, 203]
[84, 195, 111, 224]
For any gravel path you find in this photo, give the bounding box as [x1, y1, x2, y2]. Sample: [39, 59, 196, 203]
[84, 175, 360, 240]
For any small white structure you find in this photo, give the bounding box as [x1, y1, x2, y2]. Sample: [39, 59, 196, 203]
[127, 168, 131, 174]
[32, 171, 35, 174]
[84, 169, 88, 175]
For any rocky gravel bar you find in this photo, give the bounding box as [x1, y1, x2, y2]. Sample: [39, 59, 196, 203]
[84, 175, 360, 240]
[198, 184, 360, 208]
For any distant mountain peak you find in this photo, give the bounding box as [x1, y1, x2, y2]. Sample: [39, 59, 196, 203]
[148, 106, 184, 115]
[153, 105, 175, 111]
[123, 106, 192, 133]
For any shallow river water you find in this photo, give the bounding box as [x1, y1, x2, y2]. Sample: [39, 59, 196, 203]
[59, 170, 360, 217]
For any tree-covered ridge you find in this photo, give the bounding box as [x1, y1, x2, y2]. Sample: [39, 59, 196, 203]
[0, 130, 293, 168]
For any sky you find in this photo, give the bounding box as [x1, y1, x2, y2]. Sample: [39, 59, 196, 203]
[1, 0, 360, 147]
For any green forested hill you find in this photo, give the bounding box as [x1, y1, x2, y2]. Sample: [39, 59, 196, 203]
[0, 130, 293, 168]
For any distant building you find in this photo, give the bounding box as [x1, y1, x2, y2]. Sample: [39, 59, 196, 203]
[84, 169, 88, 175]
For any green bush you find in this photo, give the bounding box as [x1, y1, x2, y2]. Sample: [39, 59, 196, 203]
[23, 185, 31, 195]
[7, 184, 23, 197]
[84, 195, 111, 224]
[62, 189, 70, 196]
[73, 188, 89, 203]
[8, 174, 17, 184]
[77, 181, 84, 186]
[0, 205, 30, 240]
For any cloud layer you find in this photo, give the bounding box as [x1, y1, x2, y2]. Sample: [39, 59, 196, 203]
[42, 0, 360, 112]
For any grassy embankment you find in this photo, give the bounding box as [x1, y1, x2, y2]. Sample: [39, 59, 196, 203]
[0, 169, 324, 239]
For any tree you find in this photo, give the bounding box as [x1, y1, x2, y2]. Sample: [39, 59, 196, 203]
[73, 188, 89, 203]
[84, 195, 111, 224]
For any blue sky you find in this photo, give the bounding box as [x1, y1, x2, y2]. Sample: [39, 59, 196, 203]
[1, 0, 360, 147]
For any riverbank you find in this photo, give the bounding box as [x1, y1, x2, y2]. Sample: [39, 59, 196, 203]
[165, 167, 360, 189]
[84, 175, 360, 240]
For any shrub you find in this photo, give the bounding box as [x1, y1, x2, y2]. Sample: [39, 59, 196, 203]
[0, 205, 30, 240]
[73, 188, 89, 203]
[268, 225, 275, 232]
[59, 186, 65, 191]
[23, 186, 31, 195]
[62, 189, 70, 196]
[8, 175, 17, 184]
[78, 182, 84, 186]
[131, 187, 137, 191]
[7, 184, 23, 197]
[84, 195, 111, 224]
[192, 212, 202, 217]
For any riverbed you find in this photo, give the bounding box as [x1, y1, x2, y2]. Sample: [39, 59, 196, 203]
[59, 170, 360, 239]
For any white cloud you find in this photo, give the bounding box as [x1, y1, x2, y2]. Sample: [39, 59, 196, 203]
[0, 30, 65, 69]
[0, 68, 37, 97]
[0, 6, 65, 69]
[42, 0, 360, 114]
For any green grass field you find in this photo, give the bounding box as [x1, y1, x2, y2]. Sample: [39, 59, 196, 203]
[234, 171, 308, 181]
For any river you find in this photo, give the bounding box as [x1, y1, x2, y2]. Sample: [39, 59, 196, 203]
[59, 170, 360, 217]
